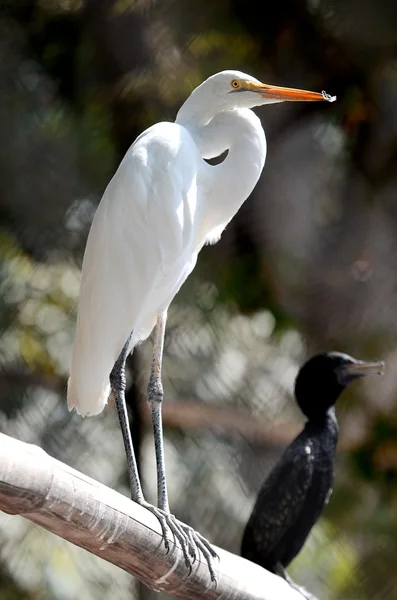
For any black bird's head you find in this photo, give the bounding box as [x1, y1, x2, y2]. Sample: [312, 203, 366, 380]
[295, 352, 385, 420]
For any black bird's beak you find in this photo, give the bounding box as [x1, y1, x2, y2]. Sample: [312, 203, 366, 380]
[336, 360, 385, 386]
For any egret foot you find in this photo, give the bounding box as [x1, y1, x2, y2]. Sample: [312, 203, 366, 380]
[140, 500, 218, 583]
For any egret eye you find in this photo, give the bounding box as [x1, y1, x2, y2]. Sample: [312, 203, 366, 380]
[231, 80, 241, 89]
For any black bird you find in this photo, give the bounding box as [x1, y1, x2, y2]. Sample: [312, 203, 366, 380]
[241, 352, 384, 597]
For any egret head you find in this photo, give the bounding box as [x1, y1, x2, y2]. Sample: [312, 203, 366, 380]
[294, 351, 384, 420]
[177, 70, 335, 124]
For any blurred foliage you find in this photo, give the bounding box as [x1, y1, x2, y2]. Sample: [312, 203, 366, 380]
[1, 0, 397, 599]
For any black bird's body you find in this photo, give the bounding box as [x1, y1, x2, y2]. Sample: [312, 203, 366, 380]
[241, 352, 384, 591]
[241, 411, 338, 572]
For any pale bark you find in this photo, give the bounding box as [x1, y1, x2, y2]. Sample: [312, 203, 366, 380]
[0, 432, 306, 599]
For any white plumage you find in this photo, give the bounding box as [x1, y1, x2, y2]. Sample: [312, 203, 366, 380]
[68, 70, 333, 417]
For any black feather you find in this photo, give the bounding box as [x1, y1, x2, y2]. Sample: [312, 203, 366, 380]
[241, 352, 383, 581]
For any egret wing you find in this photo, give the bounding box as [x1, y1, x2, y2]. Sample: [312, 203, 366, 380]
[68, 122, 202, 416]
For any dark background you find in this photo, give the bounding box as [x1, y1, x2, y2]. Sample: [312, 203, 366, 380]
[1, 1, 397, 598]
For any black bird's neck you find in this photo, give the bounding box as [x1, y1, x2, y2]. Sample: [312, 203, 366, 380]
[305, 407, 339, 439]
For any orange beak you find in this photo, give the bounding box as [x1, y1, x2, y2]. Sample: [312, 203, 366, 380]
[246, 81, 336, 102]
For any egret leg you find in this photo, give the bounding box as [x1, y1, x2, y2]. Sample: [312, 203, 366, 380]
[110, 333, 177, 554]
[275, 563, 319, 600]
[147, 310, 169, 512]
[110, 322, 218, 582]
[110, 332, 144, 503]
[146, 311, 219, 583]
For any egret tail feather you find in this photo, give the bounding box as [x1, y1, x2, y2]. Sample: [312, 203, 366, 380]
[67, 376, 111, 417]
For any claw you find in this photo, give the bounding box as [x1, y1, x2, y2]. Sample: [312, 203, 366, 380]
[187, 529, 197, 559]
[195, 537, 217, 583]
[153, 510, 169, 551]
[198, 533, 219, 560]
[138, 501, 218, 584]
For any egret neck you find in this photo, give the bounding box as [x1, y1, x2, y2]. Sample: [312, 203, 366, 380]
[177, 108, 267, 243]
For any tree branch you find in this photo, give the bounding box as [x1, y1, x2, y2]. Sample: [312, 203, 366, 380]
[0, 433, 305, 600]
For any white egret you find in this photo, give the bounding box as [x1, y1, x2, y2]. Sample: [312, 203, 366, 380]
[68, 70, 335, 581]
